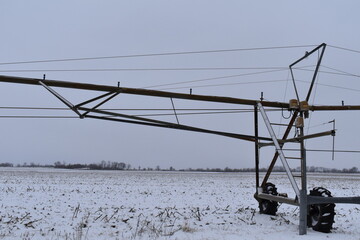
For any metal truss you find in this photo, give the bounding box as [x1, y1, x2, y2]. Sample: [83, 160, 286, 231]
[0, 43, 360, 235]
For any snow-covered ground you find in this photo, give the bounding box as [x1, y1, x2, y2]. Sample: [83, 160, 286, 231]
[0, 168, 359, 240]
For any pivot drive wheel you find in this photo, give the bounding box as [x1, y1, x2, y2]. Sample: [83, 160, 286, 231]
[307, 187, 336, 233]
[259, 182, 278, 215]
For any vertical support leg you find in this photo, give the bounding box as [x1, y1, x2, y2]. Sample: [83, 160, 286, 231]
[299, 113, 307, 235]
[254, 105, 260, 191]
[299, 188, 307, 235]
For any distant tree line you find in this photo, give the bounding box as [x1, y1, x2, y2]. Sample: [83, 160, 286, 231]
[0, 163, 13, 167]
[54, 160, 131, 170]
[0, 162, 358, 173]
[178, 166, 360, 173]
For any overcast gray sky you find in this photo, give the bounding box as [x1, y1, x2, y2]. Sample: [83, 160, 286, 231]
[0, 1, 360, 170]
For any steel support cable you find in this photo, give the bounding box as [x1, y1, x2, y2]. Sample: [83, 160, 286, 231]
[296, 68, 360, 78]
[0, 65, 317, 73]
[143, 69, 288, 89]
[141, 66, 314, 91]
[0, 45, 317, 66]
[0, 67, 288, 73]
[158, 79, 288, 91]
[328, 45, 360, 54]
[321, 65, 360, 78]
[296, 80, 360, 93]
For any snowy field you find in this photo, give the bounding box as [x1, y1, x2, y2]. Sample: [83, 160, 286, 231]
[0, 168, 359, 240]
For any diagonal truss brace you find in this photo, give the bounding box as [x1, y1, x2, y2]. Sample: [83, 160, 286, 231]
[258, 102, 301, 198]
[39, 81, 82, 117]
[80, 91, 121, 118]
[38, 80, 273, 143]
[78, 106, 273, 141]
[260, 111, 298, 187]
[75, 91, 118, 108]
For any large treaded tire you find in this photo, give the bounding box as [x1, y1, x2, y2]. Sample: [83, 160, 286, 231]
[259, 182, 278, 215]
[307, 187, 336, 233]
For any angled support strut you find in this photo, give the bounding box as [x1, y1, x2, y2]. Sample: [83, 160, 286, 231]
[258, 102, 300, 198]
[39, 80, 82, 117]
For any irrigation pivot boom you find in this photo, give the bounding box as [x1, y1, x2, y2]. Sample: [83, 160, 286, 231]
[0, 43, 359, 235]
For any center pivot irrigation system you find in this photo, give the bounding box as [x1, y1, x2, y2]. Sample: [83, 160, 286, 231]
[0, 43, 360, 235]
